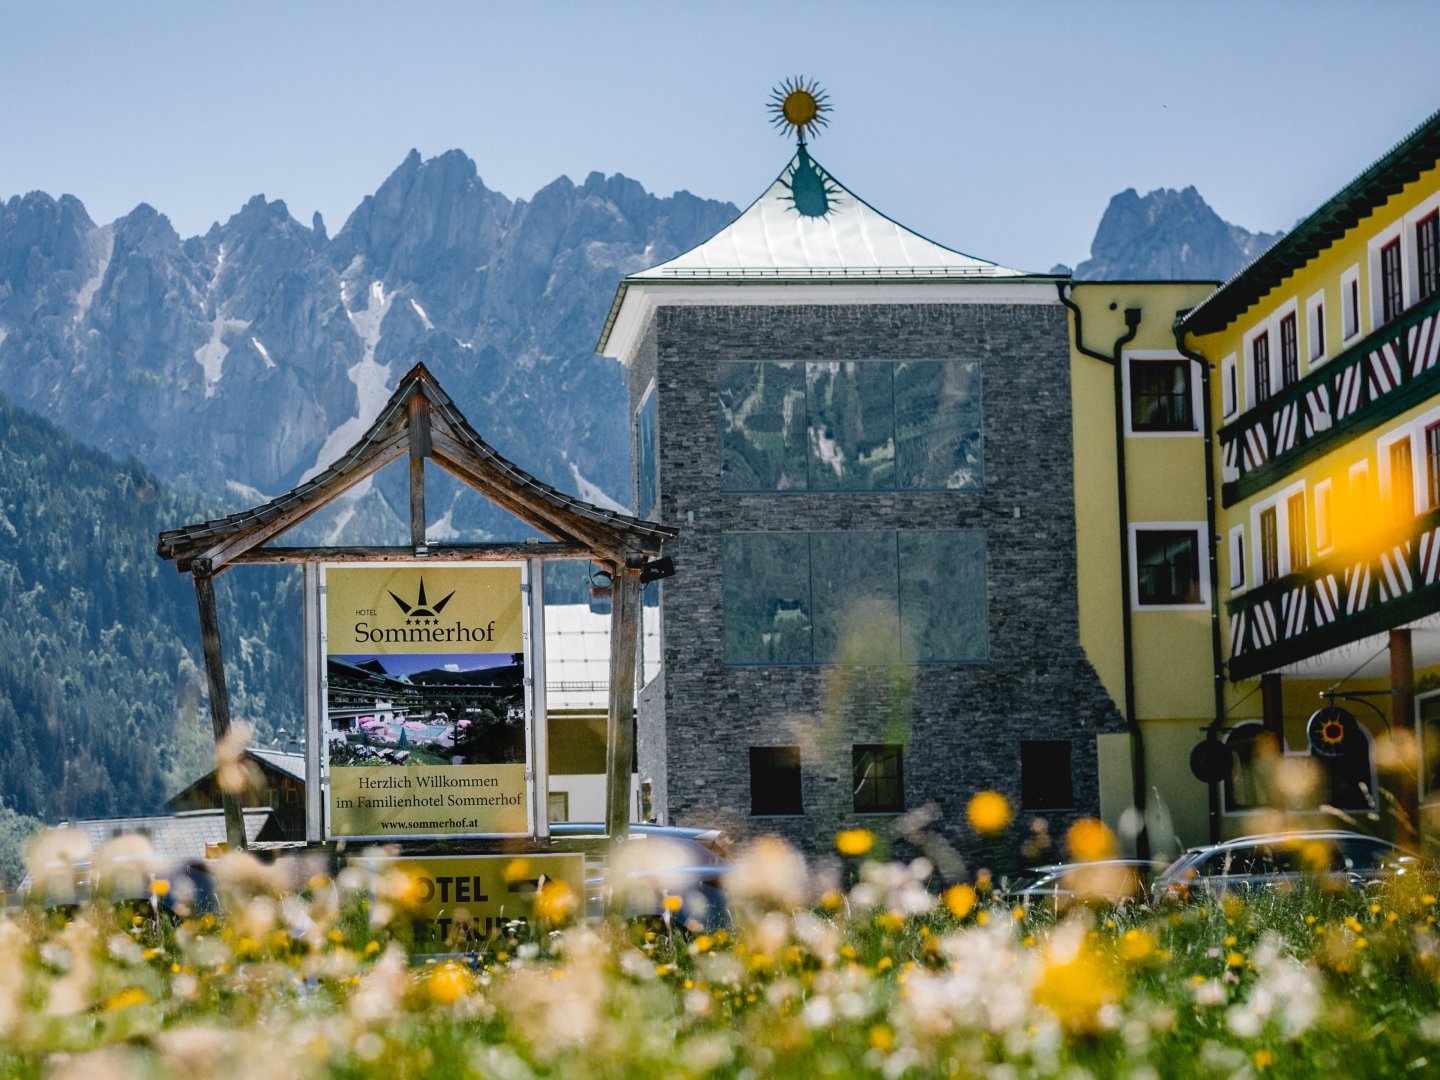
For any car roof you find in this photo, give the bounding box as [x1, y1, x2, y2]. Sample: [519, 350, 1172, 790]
[1179, 830, 1397, 856]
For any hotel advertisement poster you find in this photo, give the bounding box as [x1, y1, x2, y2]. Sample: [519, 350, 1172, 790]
[323, 564, 530, 839]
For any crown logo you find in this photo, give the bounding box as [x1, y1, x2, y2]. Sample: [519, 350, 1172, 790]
[388, 578, 456, 625]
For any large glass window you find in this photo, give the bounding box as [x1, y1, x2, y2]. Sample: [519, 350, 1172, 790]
[722, 530, 988, 664]
[750, 746, 803, 816]
[853, 745, 905, 813]
[719, 360, 981, 492]
[635, 389, 659, 519]
[1020, 740, 1074, 810]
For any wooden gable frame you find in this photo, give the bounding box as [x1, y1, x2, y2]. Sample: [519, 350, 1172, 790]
[157, 362, 676, 851]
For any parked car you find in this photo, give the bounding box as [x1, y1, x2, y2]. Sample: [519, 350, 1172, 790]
[1154, 830, 1406, 901]
[548, 822, 731, 930]
[1007, 859, 1164, 910]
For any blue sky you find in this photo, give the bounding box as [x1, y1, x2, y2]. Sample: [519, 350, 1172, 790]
[2, 1, 1437, 272]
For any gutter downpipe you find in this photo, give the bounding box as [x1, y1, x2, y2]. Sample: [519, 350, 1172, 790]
[1058, 283, 1147, 861]
[1174, 319, 1225, 845]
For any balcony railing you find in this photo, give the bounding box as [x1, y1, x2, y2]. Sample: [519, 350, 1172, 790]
[1217, 292, 1440, 506]
[1225, 503, 1440, 679]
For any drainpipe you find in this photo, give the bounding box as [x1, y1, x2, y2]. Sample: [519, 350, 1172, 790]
[1174, 319, 1226, 845]
[1058, 283, 1147, 860]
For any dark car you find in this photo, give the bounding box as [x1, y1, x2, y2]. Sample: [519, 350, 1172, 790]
[1154, 830, 1405, 900]
[548, 822, 730, 930]
[1008, 859, 1164, 910]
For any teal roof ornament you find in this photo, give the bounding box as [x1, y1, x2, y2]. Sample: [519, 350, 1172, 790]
[769, 77, 836, 218]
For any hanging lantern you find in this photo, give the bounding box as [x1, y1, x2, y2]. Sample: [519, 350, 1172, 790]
[1307, 705, 1358, 758]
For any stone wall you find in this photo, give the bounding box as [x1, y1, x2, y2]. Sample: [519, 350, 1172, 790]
[627, 300, 1124, 864]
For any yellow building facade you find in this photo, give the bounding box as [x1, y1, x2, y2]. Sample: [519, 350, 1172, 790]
[1176, 108, 1440, 847]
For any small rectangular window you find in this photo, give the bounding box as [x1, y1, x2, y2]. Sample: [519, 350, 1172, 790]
[1309, 295, 1326, 362]
[853, 745, 905, 814]
[1259, 507, 1280, 584]
[1222, 354, 1238, 418]
[1135, 529, 1202, 605]
[1390, 437, 1416, 520]
[1286, 492, 1307, 572]
[1229, 526, 1246, 591]
[1020, 741, 1074, 810]
[1343, 269, 1361, 340]
[1279, 313, 1299, 387]
[1252, 332, 1272, 404]
[1316, 482, 1333, 553]
[1381, 238, 1405, 324]
[1419, 211, 1440, 303]
[1129, 358, 1193, 431]
[750, 746, 803, 816]
[1426, 422, 1440, 510]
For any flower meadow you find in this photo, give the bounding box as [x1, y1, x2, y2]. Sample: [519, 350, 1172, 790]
[4, 815, 1440, 1079]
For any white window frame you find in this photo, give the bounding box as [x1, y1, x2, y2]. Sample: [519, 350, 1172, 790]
[1377, 424, 1421, 518]
[1403, 191, 1440, 308]
[1369, 220, 1406, 328]
[1121, 350, 1202, 437]
[1128, 521, 1211, 611]
[1250, 479, 1307, 584]
[1314, 478, 1334, 556]
[1227, 524, 1247, 593]
[1241, 298, 1299, 409]
[1306, 289, 1327, 367]
[1221, 352, 1238, 419]
[1341, 263, 1362, 344]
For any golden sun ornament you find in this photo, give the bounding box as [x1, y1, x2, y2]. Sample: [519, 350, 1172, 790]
[768, 77, 831, 143]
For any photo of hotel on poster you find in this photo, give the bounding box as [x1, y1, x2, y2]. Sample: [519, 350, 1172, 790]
[323, 564, 530, 839]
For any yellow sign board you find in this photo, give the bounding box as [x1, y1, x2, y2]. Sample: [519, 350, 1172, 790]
[324, 564, 531, 838]
[362, 853, 586, 952]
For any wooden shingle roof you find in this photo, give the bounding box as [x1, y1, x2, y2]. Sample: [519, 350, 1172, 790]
[157, 362, 675, 573]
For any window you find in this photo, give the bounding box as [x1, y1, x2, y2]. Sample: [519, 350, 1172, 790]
[1315, 480, 1333, 554]
[635, 386, 659, 519]
[1420, 693, 1440, 799]
[1342, 266, 1361, 341]
[547, 791, 569, 823]
[1252, 332, 1272, 404]
[1223, 723, 1271, 811]
[1427, 422, 1440, 510]
[750, 746, 803, 816]
[1128, 357, 1193, 431]
[1389, 436, 1415, 520]
[853, 745, 904, 813]
[1348, 461, 1371, 548]
[1020, 741, 1073, 810]
[1222, 354, 1238, 418]
[1286, 492, 1307, 572]
[1308, 293, 1326, 363]
[718, 360, 982, 492]
[1419, 211, 1440, 303]
[640, 580, 661, 686]
[722, 530, 988, 664]
[1259, 507, 1279, 584]
[1381, 237, 1405, 325]
[1134, 528, 1203, 606]
[1228, 525, 1246, 591]
[1278, 313, 1299, 387]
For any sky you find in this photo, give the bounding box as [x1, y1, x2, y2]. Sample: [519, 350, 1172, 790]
[2, 1, 1438, 273]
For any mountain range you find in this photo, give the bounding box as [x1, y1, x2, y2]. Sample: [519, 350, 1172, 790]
[0, 154, 1281, 858]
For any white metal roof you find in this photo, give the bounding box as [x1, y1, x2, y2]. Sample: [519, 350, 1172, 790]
[631, 147, 1027, 281]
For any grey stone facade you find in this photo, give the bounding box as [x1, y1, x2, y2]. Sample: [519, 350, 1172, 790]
[628, 300, 1123, 861]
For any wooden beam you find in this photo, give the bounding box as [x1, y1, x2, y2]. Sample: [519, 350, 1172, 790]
[193, 571, 247, 851]
[408, 392, 430, 550]
[604, 567, 641, 856]
[231, 542, 593, 564]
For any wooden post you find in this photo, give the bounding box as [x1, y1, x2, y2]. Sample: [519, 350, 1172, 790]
[1260, 673, 1284, 742]
[407, 393, 430, 551]
[605, 567, 641, 849]
[1390, 628, 1420, 849]
[193, 568, 247, 851]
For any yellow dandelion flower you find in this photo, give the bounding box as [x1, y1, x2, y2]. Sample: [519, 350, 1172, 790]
[1022, 935, 1036, 947]
[875, 912, 904, 933]
[876, 956, 893, 972]
[103, 987, 150, 1012]
[693, 934, 715, 954]
[1424, 894, 1437, 906]
[1305, 915, 1317, 925]
[869, 1025, 894, 1051]
[1119, 929, 1156, 964]
[1034, 947, 1119, 1034]
[150, 878, 170, 898]
[835, 829, 875, 857]
[1226, 951, 1245, 968]
[534, 880, 578, 925]
[1344, 916, 1364, 934]
[662, 894, 684, 914]
[364, 940, 381, 956]
[1224, 935, 1237, 946]
[1012, 908, 1025, 921]
[428, 964, 472, 1005]
[944, 884, 978, 920]
[1067, 818, 1117, 862]
[977, 911, 990, 926]
[967, 791, 1013, 835]
[1254, 1049, 1275, 1070]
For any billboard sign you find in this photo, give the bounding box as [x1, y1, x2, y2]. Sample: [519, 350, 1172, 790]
[323, 564, 531, 839]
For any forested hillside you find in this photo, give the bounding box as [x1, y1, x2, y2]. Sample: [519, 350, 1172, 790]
[0, 392, 300, 826]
